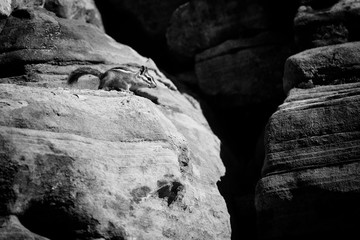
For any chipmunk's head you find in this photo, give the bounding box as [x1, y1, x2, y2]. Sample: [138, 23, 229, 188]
[139, 66, 157, 88]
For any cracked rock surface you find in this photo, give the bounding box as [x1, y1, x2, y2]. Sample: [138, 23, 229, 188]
[0, 5, 230, 240]
[0, 85, 230, 240]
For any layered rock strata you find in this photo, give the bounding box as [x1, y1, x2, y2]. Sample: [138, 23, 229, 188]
[256, 42, 360, 239]
[294, 0, 360, 50]
[0, 6, 231, 240]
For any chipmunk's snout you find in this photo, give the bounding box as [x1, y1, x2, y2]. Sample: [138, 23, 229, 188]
[144, 76, 157, 88]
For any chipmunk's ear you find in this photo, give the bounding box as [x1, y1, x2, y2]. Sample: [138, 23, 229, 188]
[139, 66, 145, 75]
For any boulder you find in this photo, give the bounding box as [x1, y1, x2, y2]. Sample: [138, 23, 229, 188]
[104, 0, 187, 38]
[256, 82, 360, 239]
[166, 0, 299, 58]
[0, 8, 152, 85]
[0, 6, 230, 240]
[43, 0, 103, 29]
[166, 0, 267, 58]
[0, 84, 231, 239]
[0, 0, 11, 16]
[283, 41, 360, 93]
[0, 215, 50, 240]
[195, 32, 292, 107]
[294, 0, 360, 50]
[0, 0, 102, 28]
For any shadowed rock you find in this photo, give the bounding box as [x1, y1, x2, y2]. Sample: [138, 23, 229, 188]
[283, 41, 360, 93]
[294, 0, 360, 50]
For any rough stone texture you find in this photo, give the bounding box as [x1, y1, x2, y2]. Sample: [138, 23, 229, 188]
[11, 0, 45, 9]
[195, 33, 292, 106]
[104, 0, 187, 38]
[0, 6, 230, 240]
[294, 0, 360, 50]
[166, 0, 264, 58]
[283, 41, 360, 93]
[0, 84, 230, 240]
[0, 0, 102, 28]
[166, 0, 298, 58]
[0, 8, 152, 84]
[43, 0, 103, 29]
[255, 82, 360, 239]
[0, 0, 11, 16]
[0, 215, 49, 240]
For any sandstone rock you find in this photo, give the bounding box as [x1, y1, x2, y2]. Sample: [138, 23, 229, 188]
[283, 41, 360, 93]
[195, 33, 292, 106]
[0, 0, 11, 16]
[0, 215, 49, 240]
[11, 0, 45, 9]
[44, 0, 103, 29]
[255, 82, 360, 239]
[166, 0, 298, 58]
[104, 0, 187, 38]
[1, 0, 102, 28]
[0, 84, 231, 239]
[294, 0, 360, 50]
[166, 0, 266, 58]
[0, 8, 152, 84]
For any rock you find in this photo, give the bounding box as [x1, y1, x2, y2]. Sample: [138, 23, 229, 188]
[195, 32, 292, 106]
[283, 41, 360, 93]
[0, 215, 49, 240]
[0, 0, 11, 16]
[105, 0, 187, 38]
[11, 0, 45, 9]
[2, 0, 102, 28]
[166, 0, 298, 58]
[166, 0, 264, 58]
[294, 0, 360, 50]
[255, 82, 360, 239]
[0, 84, 231, 239]
[44, 0, 103, 29]
[0, 8, 152, 84]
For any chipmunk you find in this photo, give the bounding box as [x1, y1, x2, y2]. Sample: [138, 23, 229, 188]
[67, 65, 157, 91]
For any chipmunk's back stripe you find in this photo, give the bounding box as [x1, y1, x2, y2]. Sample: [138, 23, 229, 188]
[111, 68, 137, 74]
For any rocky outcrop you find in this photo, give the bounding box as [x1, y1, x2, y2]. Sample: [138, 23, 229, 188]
[0, 85, 230, 240]
[256, 83, 360, 239]
[294, 0, 360, 50]
[255, 42, 360, 239]
[0, 0, 102, 28]
[283, 41, 360, 93]
[167, 0, 263, 58]
[43, 0, 103, 29]
[0, 6, 230, 240]
[0, 8, 150, 86]
[166, 0, 298, 59]
[0, 215, 49, 240]
[195, 33, 292, 107]
[0, 0, 11, 16]
[105, 0, 187, 38]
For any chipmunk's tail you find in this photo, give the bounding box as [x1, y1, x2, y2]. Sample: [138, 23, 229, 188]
[67, 67, 103, 85]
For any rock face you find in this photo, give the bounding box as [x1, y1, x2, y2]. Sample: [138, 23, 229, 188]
[294, 0, 360, 50]
[106, 0, 188, 38]
[0, 6, 230, 240]
[43, 0, 103, 29]
[0, 85, 230, 240]
[255, 43, 360, 239]
[195, 33, 292, 107]
[0, 0, 102, 28]
[166, 0, 298, 58]
[256, 83, 360, 239]
[166, 2, 299, 239]
[283, 41, 360, 93]
[0, 0, 11, 16]
[0, 7, 150, 85]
